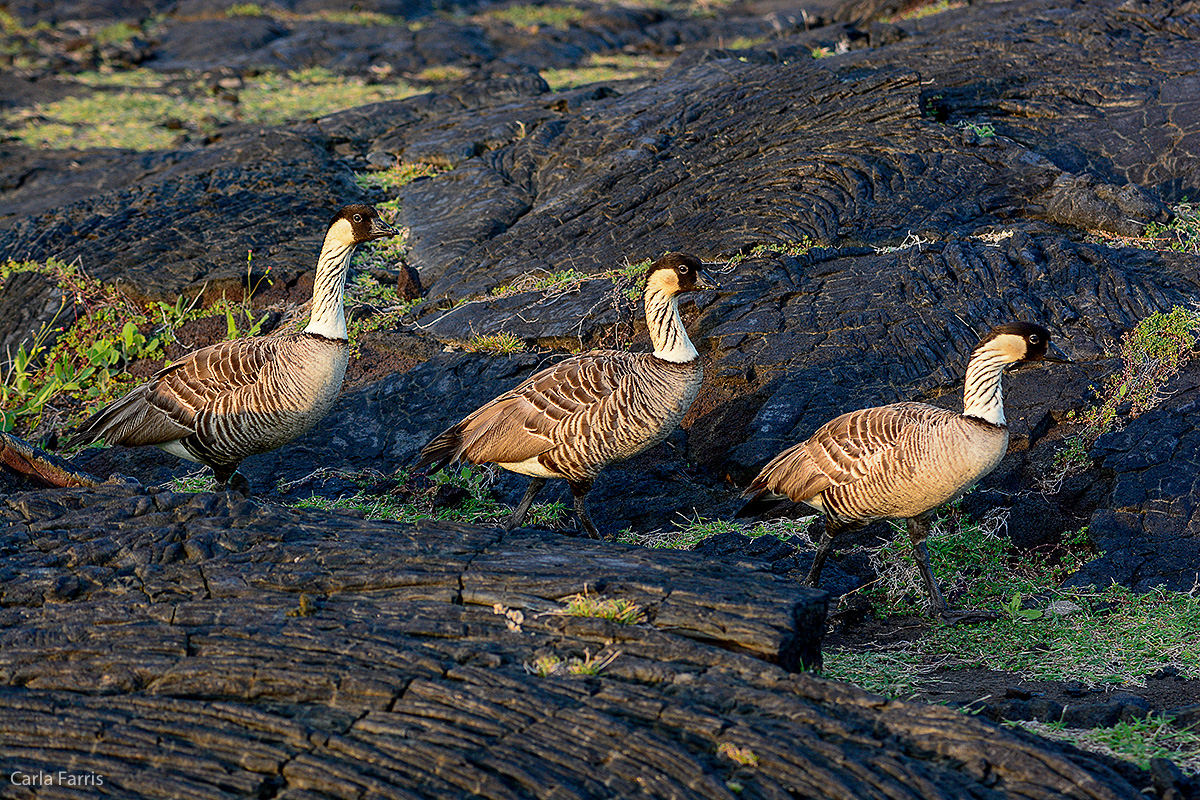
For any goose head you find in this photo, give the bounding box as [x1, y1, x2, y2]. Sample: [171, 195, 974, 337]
[644, 252, 719, 297]
[327, 204, 399, 247]
[975, 321, 1070, 364]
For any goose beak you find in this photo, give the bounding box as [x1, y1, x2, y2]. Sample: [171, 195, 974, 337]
[369, 216, 400, 240]
[1043, 341, 1072, 363]
[695, 268, 720, 291]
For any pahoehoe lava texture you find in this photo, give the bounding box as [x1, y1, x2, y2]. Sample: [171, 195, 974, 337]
[0, 485, 1148, 799]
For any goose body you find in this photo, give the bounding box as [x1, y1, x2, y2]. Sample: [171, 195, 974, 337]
[740, 322, 1068, 619]
[417, 253, 717, 538]
[66, 204, 397, 490]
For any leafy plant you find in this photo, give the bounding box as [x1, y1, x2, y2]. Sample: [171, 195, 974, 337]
[1, 258, 177, 434]
[1143, 199, 1200, 255]
[1001, 591, 1044, 621]
[955, 121, 996, 138]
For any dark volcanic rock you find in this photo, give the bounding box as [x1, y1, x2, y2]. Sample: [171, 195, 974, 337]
[0, 483, 1152, 799]
[1066, 365, 1200, 593]
[0, 127, 362, 299]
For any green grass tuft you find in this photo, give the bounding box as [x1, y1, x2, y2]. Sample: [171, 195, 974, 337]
[11, 68, 422, 151]
[1046, 305, 1200, 488]
[1010, 716, 1200, 775]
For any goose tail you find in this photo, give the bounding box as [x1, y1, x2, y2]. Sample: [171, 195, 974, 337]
[65, 386, 181, 451]
[64, 390, 149, 450]
[414, 423, 466, 474]
[735, 488, 786, 519]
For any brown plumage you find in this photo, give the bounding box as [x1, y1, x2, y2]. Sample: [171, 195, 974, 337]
[416, 253, 718, 538]
[66, 204, 398, 491]
[739, 322, 1069, 620]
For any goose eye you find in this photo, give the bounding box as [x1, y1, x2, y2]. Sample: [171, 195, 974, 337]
[353, 214, 363, 223]
[1029, 334, 1040, 344]
[677, 264, 690, 274]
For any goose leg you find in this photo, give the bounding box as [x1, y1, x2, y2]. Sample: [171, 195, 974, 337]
[907, 516, 997, 624]
[907, 517, 947, 614]
[569, 480, 601, 540]
[214, 463, 250, 496]
[225, 471, 251, 496]
[804, 519, 837, 587]
[505, 478, 547, 531]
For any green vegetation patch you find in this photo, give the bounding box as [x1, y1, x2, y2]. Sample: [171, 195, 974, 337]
[484, 4, 588, 30]
[525, 649, 619, 677]
[1143, 199, 1200, 255]
[2, 256, 279, 437]
[562, 590, 645, 624]
[881, 0, 968, 23]
[9, 67, 422, 151]
[541, 53, 671, 91]
[1047, 305, 1200, 486]
[618, 514, 816, 550]
[727, 238, 817, 268]
[1011, 717, 1200, 775]
[290, 465, 568, 527]
[1089, 199, 1200, 255]
[465, 332, 526, 355]
[820, 502, 1200, 695]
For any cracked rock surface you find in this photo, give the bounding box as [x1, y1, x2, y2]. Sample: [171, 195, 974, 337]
[0, 484, 1151, 800]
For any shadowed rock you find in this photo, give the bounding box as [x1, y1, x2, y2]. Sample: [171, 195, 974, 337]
[0, 484, 1152, 799]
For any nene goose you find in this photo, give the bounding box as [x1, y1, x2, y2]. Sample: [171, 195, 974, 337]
[416, 253, 717, 538]
[66, 204, 397, 492]
[739, 321, 1069, 621]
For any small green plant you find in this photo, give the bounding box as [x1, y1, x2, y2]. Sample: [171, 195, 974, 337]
[716, 742, 760, 767]
[1048, 306, 1200, 485]
[810, 46, 835, 59]
[618, 514, 815, 550]
[727, 239, 817, 268]
[1143, 200, 1200, 255]
[525, 649, 620, 677]
[1001, 591, 1044, 621]
[562, 589, 646, 625]
[1, 258, 177, 434]
[955, 121, 996, 138]
[491, 269, 588, 299]
[465, 332, 526, 354]
[353, 162, 447, 193]
[167, 470, 217, 493]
